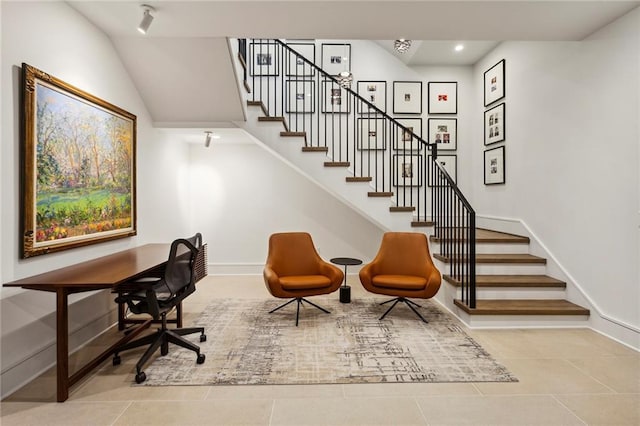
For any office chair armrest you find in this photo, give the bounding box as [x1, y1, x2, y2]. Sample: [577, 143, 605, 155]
[319, 262, 343, 281]
[263, 265, 280, 287]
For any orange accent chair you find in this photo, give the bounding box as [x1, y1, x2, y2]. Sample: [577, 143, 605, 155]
[263, 232, 344, 326]
[359, 232, 441, 323]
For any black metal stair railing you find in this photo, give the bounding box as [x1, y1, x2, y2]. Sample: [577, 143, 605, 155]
[238, 38, 476, 308]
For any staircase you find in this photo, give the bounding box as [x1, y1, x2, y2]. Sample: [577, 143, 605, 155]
[232, 38, 590, 327]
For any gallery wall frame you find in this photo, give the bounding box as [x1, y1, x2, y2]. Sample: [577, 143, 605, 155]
[484, 145, 506, 185]
[428, 118, 457, 151]
[484, 59, 505, 107]
[321, 43, 351, 76]
[393, 118, 422, 151]
[428, 154, 457, 187]
[393, 81, 422, 114]
[393, 154, 423, 187]
[286, 80, 316, 113]
[357, 118, 387, 150]
[21, 63, 137, 258]
[356, 80, 386, 114]
[250, 42, 279, 76]
[322, 80, 350, 113]
[427, 81, 457, 114]
[484, 102, 505, 146]
[286, 42, 316, 77]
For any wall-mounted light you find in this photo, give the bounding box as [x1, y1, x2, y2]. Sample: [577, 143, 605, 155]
[394, 39, 412, 53]
[204, 131, 212, 147]
[137, 4, 155, 35]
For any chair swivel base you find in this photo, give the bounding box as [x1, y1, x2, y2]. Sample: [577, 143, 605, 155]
[379, 297, 428, 323]
[113, 315, 206, 383]
[269, 297, 330, 326]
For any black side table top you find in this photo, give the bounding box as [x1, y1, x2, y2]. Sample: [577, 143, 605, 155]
[330, 257, 363, 266]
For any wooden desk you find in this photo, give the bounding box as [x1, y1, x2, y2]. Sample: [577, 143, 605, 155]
[4, 244, 171, 402]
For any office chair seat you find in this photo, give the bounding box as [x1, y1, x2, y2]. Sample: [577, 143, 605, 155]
[280, 275, 333, 290]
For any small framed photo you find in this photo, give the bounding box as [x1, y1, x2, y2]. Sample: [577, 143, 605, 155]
[357, 81, 386, 113]
[286, 43, 315, 77]
[286, 80, 315, 113]
[484, 103, 505, 145]
[321, 43, 351, 76]
[393, 154, 422, 187]
[250, 42, 279, 76]
[393, 118, 422, 151]
[322, 80, 350, 113]
[484, 59, 505, 106]
[428, 155, 457, 186]
[484, 146, 505, 185]
[428, 118, 457, 151]
[393, 81, 422, 114]
[357, 118, 386, 150]
[428, 81, 457, 114]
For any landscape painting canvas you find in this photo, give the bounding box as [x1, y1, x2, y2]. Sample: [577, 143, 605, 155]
[21, 63, 136, 258]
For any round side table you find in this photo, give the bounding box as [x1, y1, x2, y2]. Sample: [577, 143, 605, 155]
[330, 257, 363, 303]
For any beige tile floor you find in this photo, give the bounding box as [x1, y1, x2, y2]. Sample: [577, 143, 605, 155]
[2, 275, 639, 425]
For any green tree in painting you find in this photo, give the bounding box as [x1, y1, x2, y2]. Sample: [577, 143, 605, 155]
[35, 84, 133, 243]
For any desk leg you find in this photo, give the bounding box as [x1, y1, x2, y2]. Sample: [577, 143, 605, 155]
[56, 289, 69, 402]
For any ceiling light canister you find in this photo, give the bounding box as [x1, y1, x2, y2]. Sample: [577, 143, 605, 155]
[204, 131, 212, 147]
[394, 39, 412, 53]
[138, 5, 155, 35]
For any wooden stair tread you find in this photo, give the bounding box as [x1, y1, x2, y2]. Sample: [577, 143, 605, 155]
[280, 131, 306, 137]
[368, 191, 393, 197]
[346, 176, 372, 182]
[435, 253, 547, 264]
[454, 299, 590, 316]
[444, 275, 566, 288]
[324, 161, 350, 167]
[411, 221, 434, 227]
[302, 146, 328, 152]
[431, 228, 530, 244]
[390, 206, 415, 212]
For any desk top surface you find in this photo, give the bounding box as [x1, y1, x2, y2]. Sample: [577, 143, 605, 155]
[3, 244, 170, 291]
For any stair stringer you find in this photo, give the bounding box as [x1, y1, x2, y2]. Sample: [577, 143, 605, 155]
[236, 105, 424, 235]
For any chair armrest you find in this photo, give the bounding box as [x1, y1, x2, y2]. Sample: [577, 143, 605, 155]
[319, 261, 343, 282]
[263, 265, 280, 288]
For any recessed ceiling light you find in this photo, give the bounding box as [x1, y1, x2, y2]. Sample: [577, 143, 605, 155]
[212, 134, 221, 140]
[454, 44, 464, 52]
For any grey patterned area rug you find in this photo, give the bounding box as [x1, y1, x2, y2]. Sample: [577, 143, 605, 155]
[139, 298, 517, 386]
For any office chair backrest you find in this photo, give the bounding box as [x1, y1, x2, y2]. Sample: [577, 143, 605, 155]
[267, 232, 323, 276]
[164, 233, 202, 298]
[375, 232, 433, 276]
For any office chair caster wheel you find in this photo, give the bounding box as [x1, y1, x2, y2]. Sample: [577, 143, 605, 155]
[197, 353, 206, 364]
[135, 372, 146, 384]
[200, 334, 207, 342]
[112, 355, 121, 366]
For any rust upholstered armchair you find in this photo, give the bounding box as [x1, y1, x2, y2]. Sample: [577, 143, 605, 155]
[359, 232, 441, 323]
[263, 232, 344, 326]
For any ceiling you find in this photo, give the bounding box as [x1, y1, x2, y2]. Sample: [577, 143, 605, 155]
[67, 0, 639, 129]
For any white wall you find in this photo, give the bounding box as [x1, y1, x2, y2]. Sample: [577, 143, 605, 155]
[471, 8, 640, 338]
[0, 1, 189, 397]
[188, 137, 385, 273]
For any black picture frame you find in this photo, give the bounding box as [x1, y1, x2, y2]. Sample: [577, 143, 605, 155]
[285, 43, 316, 77]
[321, 43, 351, 76]
[484, 146, 506, 185]
[393, 118, 423, 151]
[357, 118, 386, 150]
[427, 81, 457, 114]
[321, 80, 350, 114]
[286, 80, 315, 114]
[357, 81, 387, 114]
[250, 42, 279, 76]
[393, 154, 423, 187]
[428, 118, 457, 151]
[484, 102, 505, 146]
[393, 81, 422, 114]
[484, 59, 505, 107]
[428, 154, 457, 187]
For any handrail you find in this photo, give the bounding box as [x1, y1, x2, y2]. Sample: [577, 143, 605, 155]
[239, 38, 476, 308]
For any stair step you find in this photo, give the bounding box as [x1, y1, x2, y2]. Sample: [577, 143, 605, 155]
[444, 275, 566, 288]
[324, 161, 350, 167]
[280, 131, 306, 137]
[390, 206, 415, 212]
[454, 299, 590, 316]
[431, 228, 530, 244]
[434, 253, 547, 264]
[411, 221, 434, 227]
[247, 100, 268, 115]
[368, 192, 393, 197]
[302, 146, 328, 153]
[258, 115, 289, 131]
[346, 176, 373, 182]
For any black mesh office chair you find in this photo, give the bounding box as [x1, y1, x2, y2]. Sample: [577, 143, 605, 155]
[113, 233, 206, 383]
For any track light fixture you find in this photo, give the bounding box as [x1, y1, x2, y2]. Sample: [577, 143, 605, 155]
[204, 131, 212, 148]
[137, 4, 155, 35]
[394, 39, 412, 53]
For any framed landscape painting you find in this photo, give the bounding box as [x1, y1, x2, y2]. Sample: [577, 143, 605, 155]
[21, 63, 137, 258]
